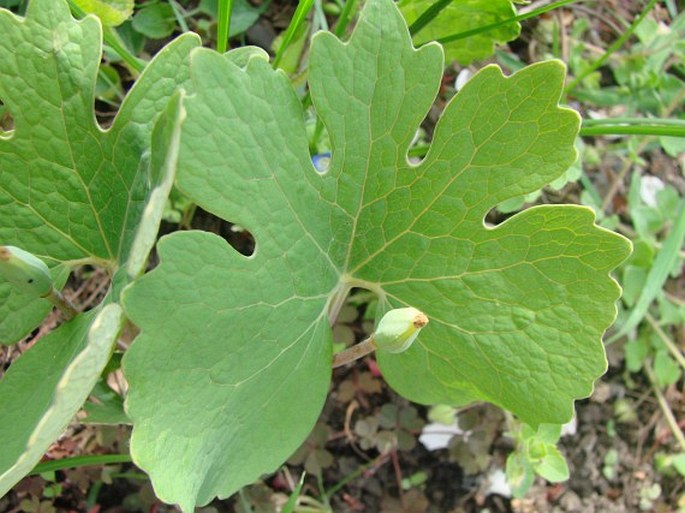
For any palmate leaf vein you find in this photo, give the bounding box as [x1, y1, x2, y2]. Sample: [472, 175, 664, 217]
[382, 288, 507, 388]
[338, 48, 381, 274]
[52, 51, 114, 260]
[270, 165, 340, 277]
[208, 301, 328, 389]
[348, 122, 546, 276]
[0, 185, 93, 258]
[259, 310, 327, 409]
[379, 251, 601, 286]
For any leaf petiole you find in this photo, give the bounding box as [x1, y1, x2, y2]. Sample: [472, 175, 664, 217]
[46, 287, 78, 321]
[332, 335, 376, 368]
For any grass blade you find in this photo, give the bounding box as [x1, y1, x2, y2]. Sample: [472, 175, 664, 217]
[273, 0, 315, 69]
[580, 125, 685, 137]
[565, 0, 659, 94]
[408, 0, 454, 36]
[217, 0, 234, 53]
[282, 472, 307, 513]
[436, 0, 577, 45]
[30, 454, 133, 475]
[608, 198, 685, 343]
[334, 0, 359, 38]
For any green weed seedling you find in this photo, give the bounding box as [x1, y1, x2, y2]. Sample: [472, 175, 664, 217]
[0, 0, 632, 510]
[506, 422, 569, 498]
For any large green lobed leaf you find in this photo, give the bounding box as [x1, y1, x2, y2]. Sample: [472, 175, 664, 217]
[0, 304, 123, 497]
[0, 92, 186, 497]
[122, 0, 630, 510]
[0, 0, 199, 343]
[0, 0, 192, 496]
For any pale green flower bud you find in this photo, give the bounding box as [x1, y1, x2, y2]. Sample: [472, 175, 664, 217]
[0, 245, 53, 297]
[373, 307, 428, 354]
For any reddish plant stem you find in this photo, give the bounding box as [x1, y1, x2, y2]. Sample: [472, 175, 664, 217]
[332, 336, 377, 368]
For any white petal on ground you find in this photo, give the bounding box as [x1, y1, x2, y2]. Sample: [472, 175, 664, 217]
[484, 468, 512, 498]
[419, 421, 464, 451]
[640, 175, 665, 207]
